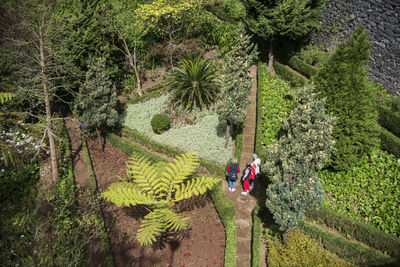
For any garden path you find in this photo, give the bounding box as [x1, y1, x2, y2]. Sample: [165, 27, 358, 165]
[225, 64, 267, 267]
[66, 121, 107, 267]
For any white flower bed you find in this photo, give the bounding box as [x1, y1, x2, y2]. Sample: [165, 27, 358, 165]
[123, 95, 232, 164]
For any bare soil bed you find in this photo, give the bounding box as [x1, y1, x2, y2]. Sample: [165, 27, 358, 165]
[87, 137, 225, 267]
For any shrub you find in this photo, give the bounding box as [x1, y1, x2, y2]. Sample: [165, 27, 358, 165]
[273, 61, 308, 88]
[299, 45, 328, 65]
[307, 206, 400, 260]
[378, 103, 400, 137]
[299, 221, 395, 266]
[312, 28, 380, 171]
[150, 114, 171, 134]
[267, 229, 353, 267]
[258, 63, 294, 149]
[319, 151, 400, 237]
[288, 56, 317, 78]
[379, 126, 400, 158]
[252, 205, 262, 267]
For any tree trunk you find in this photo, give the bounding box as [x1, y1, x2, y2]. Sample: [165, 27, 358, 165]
[282, 231, 288, 244]
[268, 39, 274, 72]
[122, 37, 142, 96]
[225, 123, 230, 148]
[39, 22, 58, 184]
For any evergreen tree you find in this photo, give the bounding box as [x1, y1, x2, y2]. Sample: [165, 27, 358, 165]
[76, 58, 120, 143]
[312, 28, 379, 171]
[216, 25, 258, 148]
[264, 85, 336, 242]
[243, 0, 325, 70]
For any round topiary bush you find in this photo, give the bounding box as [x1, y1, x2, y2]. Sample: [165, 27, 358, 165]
[151, 114, 171, 134]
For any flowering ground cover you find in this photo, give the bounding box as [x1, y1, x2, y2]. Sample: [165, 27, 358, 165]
[124, 94, 232, 164]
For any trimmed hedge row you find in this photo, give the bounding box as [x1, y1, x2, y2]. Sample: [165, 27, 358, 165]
[287, 56, 317, 78]
[127, 82, 168, 105]
[378, 104, 400, 138]
[273, 61, 308, 88]
[255, 62, 267, 160]
[379, 126, 400, 158]
[121, 128, 225, 177]
[234, 133, 243, 164]
[299, 221, 396, 266]
[307, 206, 400, 260]
[209, 181, 237, 267]
[106, 133, 236, 266]
[251, 204, 262, 267]
[80, 134, 115, 267]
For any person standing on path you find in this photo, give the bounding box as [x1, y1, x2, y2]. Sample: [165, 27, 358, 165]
[241, 163, 251, 195]
[227, 158, 240, 192]
[250, 153, 261, 190]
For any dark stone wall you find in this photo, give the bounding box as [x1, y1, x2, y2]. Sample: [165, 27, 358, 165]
[312, 0, 399, 96]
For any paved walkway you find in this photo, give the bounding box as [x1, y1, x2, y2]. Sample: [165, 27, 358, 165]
[225, 64, 266, 267]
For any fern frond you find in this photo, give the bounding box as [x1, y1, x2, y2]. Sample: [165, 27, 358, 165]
[101, 182, 161, 207]
[161, 152, 200, 194]
[137, 208, 188, 246]
[0, 92, 15, 104]
[173, 176, 220, 202]
[126, 153, 169, 197]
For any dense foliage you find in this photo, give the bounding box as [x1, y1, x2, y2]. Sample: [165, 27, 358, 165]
[266, 230, 353, 267]
[319, 151, 400, 237]
[265, 85, 336, 233]
[102, 152, 219, 245]
[150, 114, 171, 134]
[258, 64, 294, 148]
[216, 24, 258, 146]
[313, 28, 379, 171]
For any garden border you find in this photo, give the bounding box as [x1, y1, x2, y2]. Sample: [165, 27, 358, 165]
[251, 204, 262, 267]
[105, 133, 237, 266]
[126, 81, 168, 105]
[379, 126, 400, 158]
[273, 61, 308, 88]
[287, 55, 317, 78]
[307, 206, 400, 260]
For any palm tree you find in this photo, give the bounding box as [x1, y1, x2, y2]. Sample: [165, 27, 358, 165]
[167, 55, 220, 110]
[101, 152, 219, 245]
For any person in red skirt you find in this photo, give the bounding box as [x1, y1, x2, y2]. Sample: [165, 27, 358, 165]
[241, 163, 252, 195]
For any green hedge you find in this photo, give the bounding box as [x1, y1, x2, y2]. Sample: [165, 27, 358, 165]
[209, 181, 237, 267]
[299, 221, 396, 266]
[234, 133, 243, 164]
[273, 61, 308, 88]
[378, 104, 400, 138]
[106, 133, 236, 266]
[126, 82, 168, 105]
[380, 126, 400, 158]
[121, 128, 225, 177]
[288, 56, 317, 78]
[80, 134, 115, 267]
[307, 206, 400, 261]
[255, 62, 265, 159]
[252, 204, 262, 267]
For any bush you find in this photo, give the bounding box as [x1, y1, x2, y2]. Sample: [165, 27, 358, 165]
[252, 205, 262, 267]
[267, 229, 353, 267]
[319, 151, 400, 237]
[307, 206, 400, 260]
[150, 114, 171, 134]
[299, 221, 395, 266]
[379, 126, 400, 158]
[299, 45, 328, 65]
[257, 63, 294, 148]
[273, 61, 308, 88]
[288, 56, 317, 78]
[378, 103, 400, 137]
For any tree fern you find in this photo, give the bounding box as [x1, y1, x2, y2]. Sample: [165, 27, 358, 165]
[101, 152, 219, 246]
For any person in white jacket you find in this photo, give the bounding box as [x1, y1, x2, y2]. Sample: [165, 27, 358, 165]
[250, 153, 261, 190]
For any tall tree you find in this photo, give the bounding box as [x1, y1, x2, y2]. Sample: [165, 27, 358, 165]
[102, 152, 219, 245]
[265, 85, 336, 243]
[3, 0, 79, 183]
[75, 57, 120, 145]
[312, 28, 379, 171]
[243, 0, 325, 70]
[216, 25, 258, 148]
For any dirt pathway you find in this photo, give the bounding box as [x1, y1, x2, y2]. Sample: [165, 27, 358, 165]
[66, 121, 108, 267]
[225, 64, 267, 267]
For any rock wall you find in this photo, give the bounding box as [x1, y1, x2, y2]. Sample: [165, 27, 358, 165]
[312, 0, 399, 95]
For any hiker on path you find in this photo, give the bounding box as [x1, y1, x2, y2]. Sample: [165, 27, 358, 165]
[226, 158, 240, 192]
[241, 163, 251, 195]
[250, 153, 261, 190]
